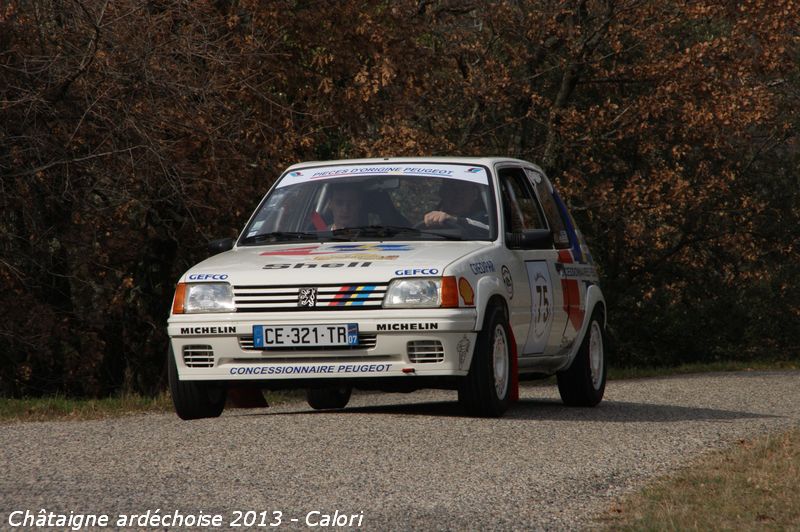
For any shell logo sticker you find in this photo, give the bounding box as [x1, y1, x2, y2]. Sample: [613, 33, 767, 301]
[458, 277, 474, 306]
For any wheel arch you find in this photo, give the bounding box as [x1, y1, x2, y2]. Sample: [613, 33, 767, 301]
[463, 290, 512, 383]
[458, 293, 514, 417]
[560, 284, 606, 371]
[473, 275, 509, 329]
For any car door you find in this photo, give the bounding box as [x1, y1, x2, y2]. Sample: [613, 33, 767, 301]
[525, 167, 591, 355]
[496, 165, 566, 359]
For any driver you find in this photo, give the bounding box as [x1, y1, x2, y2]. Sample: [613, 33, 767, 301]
[422, 180, 489, 232]
[328, 184, 366, 230]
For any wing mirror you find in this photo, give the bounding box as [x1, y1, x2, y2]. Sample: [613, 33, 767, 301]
[506, 229, 553, 250]
[208, 237, 234, 255]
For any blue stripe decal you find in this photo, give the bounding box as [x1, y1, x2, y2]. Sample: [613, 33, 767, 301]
[352, 285, 375, 306]
[552, 191, 583, 264]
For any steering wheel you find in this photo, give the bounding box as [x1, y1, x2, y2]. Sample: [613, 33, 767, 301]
[414, 216, 460, 230]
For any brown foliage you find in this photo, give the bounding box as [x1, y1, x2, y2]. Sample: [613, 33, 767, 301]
[1, 0, 798, 395]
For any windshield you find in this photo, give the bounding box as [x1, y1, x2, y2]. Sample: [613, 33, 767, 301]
[239, 163, 496, 245]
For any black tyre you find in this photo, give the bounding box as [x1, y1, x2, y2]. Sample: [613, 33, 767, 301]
[306, 387, 352, 410]
[458, 304, 511, 417]
[557, 308, 606, 407]
[168, 345, 227, 420]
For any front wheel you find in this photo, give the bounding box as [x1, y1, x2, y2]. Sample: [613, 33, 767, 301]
[168, 345, 227, 420]
[458, 304, 511, 417]
[557, 308, 606, 407]
[306, 387, 352, 410]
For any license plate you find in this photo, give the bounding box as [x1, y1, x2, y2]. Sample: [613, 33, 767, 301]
[252, 324, 359, 348]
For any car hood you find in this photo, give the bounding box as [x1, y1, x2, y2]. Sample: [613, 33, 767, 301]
[182, 241, 491, 285]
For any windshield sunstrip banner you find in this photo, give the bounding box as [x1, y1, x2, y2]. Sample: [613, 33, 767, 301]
[277, 163, 489, 188]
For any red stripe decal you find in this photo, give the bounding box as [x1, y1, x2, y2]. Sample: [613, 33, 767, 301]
[558, 249, 584, 330]
[328, 285, 351, 306]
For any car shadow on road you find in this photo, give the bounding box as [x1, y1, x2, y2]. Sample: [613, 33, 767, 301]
[232, 397, 781, 422]
[337, 399, 781, 422]
[233, 400, 463, 418]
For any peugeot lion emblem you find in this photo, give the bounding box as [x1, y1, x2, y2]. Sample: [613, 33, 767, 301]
[298, 287, 317, 307]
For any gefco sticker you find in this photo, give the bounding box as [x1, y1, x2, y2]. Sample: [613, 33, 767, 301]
[394, 268, 439, 276]
[276, 164, 489, 188]
[187, 273, 229, 281]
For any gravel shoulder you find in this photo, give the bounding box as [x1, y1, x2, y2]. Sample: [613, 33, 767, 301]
[1, 370, 799, 530]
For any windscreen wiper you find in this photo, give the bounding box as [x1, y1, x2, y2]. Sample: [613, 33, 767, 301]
[334, 225, 462, 241]
[240, 231, 348, 244]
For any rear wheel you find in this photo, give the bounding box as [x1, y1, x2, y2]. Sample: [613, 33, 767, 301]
[306, 387, 352, 410]
[458, 304, 511, 417]
[168, 345, 227, 420]
[557, 308, 606, 406]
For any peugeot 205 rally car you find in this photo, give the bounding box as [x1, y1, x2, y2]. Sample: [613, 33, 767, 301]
[167, 157, 607, 419]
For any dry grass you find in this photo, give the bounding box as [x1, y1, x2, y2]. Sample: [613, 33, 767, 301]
[0, 390, 304, 423]
[607, 359, 800, 380]
[600, 429, 800, 531]
[0, 393, 174, 423]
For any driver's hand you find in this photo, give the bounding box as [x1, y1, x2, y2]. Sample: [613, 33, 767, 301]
[423, 211, 455, 226]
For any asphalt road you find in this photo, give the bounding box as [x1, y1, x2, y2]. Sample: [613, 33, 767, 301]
[2, 371, 799, 531]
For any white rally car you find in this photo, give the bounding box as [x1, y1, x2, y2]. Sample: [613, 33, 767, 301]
[167, 157, 606, 419]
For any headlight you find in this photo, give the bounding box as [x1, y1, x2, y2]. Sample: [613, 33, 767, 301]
[172, 282, 234, 313]
[383, 277, 459, 308]
[384, 278, 441, 308]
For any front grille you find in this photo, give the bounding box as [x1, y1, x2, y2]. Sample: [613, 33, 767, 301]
[407, 340, 445, 363]
[238, 334, 378, 352]
[183, 345, 214, 367]
[234, 283, 389, 312]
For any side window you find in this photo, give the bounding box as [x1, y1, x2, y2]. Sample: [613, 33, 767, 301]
[525, 169, 571, 249]
[498, 167, 546, 233]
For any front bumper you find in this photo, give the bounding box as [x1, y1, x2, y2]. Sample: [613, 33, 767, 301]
[167, 309, 478, 381]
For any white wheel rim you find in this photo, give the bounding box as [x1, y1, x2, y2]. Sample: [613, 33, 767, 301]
[492, 324, 509, 398]
[589, 321, 603, 390]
